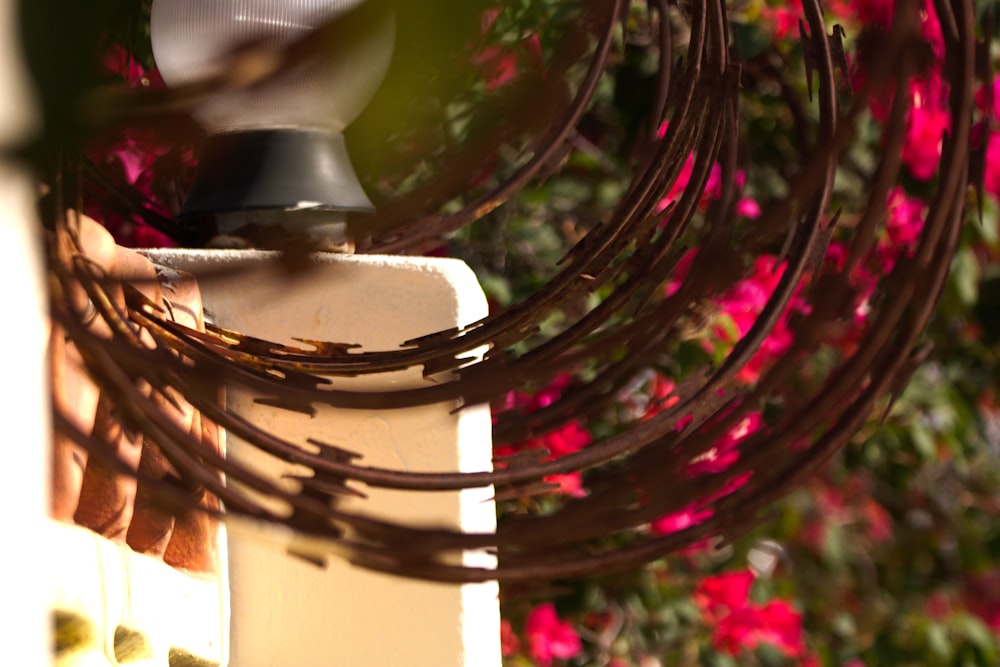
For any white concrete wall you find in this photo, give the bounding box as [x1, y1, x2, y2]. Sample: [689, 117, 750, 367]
[146, 250, 501, 667]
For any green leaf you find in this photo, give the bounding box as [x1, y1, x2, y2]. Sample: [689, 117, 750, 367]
[950, 247, 981, 307]
[925, 621, 952, 663]
[732, 21, 772, 60]
[951, 613, 999, 659]
[909, 424, 937, 462]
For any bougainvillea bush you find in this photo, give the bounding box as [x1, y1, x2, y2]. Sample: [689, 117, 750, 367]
[463, 2, 1000, 666]
[93, 0, 999, 665]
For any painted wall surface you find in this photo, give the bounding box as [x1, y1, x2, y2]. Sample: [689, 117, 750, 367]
[146, 250, 501, 667]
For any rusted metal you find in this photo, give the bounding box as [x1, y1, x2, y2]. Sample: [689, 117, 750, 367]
[43, 0, 980, 582]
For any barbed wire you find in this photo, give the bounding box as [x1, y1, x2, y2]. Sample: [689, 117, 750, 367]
[46, 0, 982, 582]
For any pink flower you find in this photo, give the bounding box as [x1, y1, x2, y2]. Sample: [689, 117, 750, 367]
[984, 131, 1000, 200]
[659, 160, 756, 222]
[861, 508, 894, 545]
[665, 248, 699, 298]
[751, 601, 807, 656]
[710, 601, 808, 660]
[708, 255, 809, 384]
[707, 167, 759, 219]
[695, 570, 755, 616]
[851, 0, 947, 147]
[919, 0, 945, 61]
[695, 570, 809, 658]
[714, 256, 786, 341]
[760, 4, 801, 40]
[704, 163, 725, 199]
[657, 153, 696, 214]
[528, 374, 573, 411]
[885, 187, 926, 249]
[651, 471, 752, 536]
[480, 7, 503, 34]
[500, 619, 521, 656]
[473, 45, 520, 90]
[871, 187, 927, 274]
[545, 472, 584, 497]
[651, 504, 713, 535]
[975, 76, 1000, 120]
[824, 0, 855, 22]
[924, 591, 955, 621]
[676, 413, 695, 431]
[902, 97, 950, 180]
[85, 126, 183, 247]
[686, 412, 762, 476]
[822, 242, 878, 346]
[85, 45, 190, 247]
[105, 130, 172, 185]
[471, 18, 543, 92]
[639, 373, 681, 421]
[522, 420, 590, 496]
[737, 197, 762, 219]
[528, 421, 590, 497]
[531, 421, 591, 459]
[866, 56, 950, 182]
[650, 406, 759, 537]
[851, 65, 893, 123]
[494, 375, 591, 496]
[964, 569, 1000, 632]
[803, 477, 895, 553]
[851, 0, 943, 58]
[851, 0, 894, 27]
[524, 603, 583, 667]
[102, 44, 164, 89]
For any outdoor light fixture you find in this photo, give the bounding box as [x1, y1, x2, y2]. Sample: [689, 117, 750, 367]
[150, 0, 395, 244]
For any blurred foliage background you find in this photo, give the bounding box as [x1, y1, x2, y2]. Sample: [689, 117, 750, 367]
[425, 2, 1000, 666]
[64, 0, 1000, 664]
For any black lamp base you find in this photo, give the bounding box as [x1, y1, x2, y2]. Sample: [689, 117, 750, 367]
[179, 129, 373, 246]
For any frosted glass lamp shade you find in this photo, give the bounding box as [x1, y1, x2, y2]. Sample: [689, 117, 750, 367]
[151, 0, 395, 134]
[149, 0, 395, 240]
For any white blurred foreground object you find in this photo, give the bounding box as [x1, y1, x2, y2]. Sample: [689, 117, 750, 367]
[0, 0, 46, 662]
